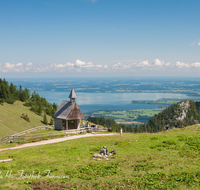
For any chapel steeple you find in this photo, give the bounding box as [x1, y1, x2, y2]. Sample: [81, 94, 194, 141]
[69, 88, 77, 102]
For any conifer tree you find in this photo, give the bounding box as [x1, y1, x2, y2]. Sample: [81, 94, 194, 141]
[50, 118, 54, 125]
[43, 113, 48, 125]
[38, 103, 43, 116]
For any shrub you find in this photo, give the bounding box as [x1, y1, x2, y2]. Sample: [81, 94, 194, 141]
[49, 118, 54, 125]
[21, 113, 30, 122]
[6, 98, 15, 104]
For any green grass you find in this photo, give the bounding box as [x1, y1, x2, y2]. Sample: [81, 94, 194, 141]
[0, 125, 200, 189]
[0, 101, 52, 139]
[26, 128, 55, 135]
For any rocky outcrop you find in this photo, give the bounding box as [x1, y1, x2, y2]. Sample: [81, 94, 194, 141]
[173, 100, 190, 121]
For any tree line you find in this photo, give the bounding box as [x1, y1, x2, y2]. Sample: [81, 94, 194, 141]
[0, 78, 57, 117]
[87, 116, 135, 132]
[23, 91, 57, 116]
[0, 78, 30, 104]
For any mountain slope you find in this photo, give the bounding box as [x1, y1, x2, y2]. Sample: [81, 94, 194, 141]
[137, 100, 200, 133]
[0, 101, 52, 139]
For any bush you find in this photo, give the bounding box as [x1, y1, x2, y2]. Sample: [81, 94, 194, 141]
[6, 99, 15, 104]
[21, 113, 30, 122]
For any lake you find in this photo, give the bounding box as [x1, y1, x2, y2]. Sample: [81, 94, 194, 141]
[35, 91, 190, 113]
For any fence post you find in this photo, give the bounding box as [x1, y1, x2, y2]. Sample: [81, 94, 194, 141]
[64, 130, 66, 137]
[24, 136, 25, 142]
[49, 133, 51, 138]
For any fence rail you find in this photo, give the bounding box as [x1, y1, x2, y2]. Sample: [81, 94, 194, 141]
[2, 127, 107, 143]
[12, 125, 54, 137]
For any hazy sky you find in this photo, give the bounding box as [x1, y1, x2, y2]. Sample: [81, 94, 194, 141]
[0, 0, 200, 78]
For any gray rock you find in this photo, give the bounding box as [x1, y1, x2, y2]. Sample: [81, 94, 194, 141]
[93, 153, 102, 157]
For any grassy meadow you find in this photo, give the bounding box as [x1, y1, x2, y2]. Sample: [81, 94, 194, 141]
[0, 125, 199, 189]
[0, 101, 52, 139]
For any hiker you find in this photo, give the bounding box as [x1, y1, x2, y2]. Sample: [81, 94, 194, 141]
[109, 126, 111, 132]
[87, 120, 90, 128]
[120, 128, 122, 136]
[100, 146, 108, 155]
[103, 146, 108, 154]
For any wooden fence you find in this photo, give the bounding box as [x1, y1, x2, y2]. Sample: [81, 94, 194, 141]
[1, 127, 107, 143]
[12, 125, 54, 136]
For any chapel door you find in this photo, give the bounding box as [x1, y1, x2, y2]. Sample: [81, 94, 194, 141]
[68, 120, 77, 129]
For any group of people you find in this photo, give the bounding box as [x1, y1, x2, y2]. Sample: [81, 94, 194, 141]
[100, 146, 117, 156]
[82, 120, 90, 128]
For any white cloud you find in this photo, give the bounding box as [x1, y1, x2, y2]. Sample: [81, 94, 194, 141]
[55, 64, 66, 68]
[96, 64, 103, 68]
[16, 63, 23, 66]
[75, 59, 86, 67]
[112, 62, 132, 70]
[137, 60, 149, 67]
[189, 39, 200, 46]
[153, 59, 164, 66]
[5, 62, 15, 69]
[165, 62, 171, 66]
[104, 65, 109, 69]
[175, 61, 190, 68]
[66, 62, 75, 67]
[75, 59, 94, 68]
[191, 62, 200, 67]
[113, 63, 122, 67]
[84, 62, 94, 68]
[55, 62, 75, 68]
[2, 59, 200, 74]
[27, 62, 32, 66]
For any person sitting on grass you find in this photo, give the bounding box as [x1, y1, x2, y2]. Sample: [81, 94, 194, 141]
[103, 146, 108, 154]
[100, 146, 108, 155]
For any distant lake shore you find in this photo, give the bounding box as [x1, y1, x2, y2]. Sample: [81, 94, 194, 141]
[34, 91, 193, 113]
[7, 78, 200, 113]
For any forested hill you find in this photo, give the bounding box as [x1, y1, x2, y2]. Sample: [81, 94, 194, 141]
[0, 78, 57, 116]
[136, 100, 200, 133]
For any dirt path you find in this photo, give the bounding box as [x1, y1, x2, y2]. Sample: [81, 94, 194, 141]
[0, 133, 115, 152]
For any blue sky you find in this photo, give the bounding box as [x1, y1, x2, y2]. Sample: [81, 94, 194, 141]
[0, 0, 200, 78]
